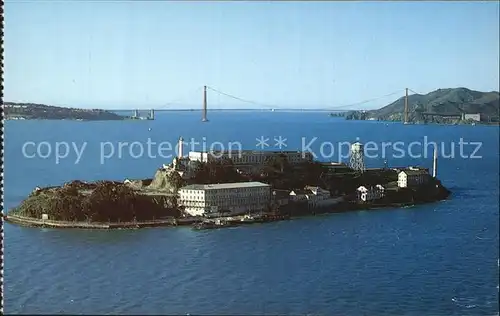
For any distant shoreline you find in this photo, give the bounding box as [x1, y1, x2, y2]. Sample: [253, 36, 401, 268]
[4, 102, 128, 121]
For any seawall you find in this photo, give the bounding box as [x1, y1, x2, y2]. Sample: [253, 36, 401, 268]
[3, 214, 187, 229]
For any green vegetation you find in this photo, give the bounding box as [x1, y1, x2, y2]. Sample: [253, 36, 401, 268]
[329, 112, 346, 117]
[190, 158, 244, 184]
[148, 169, 186, 192]
[10, 181, 179, 222]
[345, 111, 368, 121]
[346, 88, 499, 124]
[187, 155, 333, 190]
[187, 156, 401, 193]
[9, 155, 451, 225]
[260, 159, 328, 189]
[4, 102, 126, 120]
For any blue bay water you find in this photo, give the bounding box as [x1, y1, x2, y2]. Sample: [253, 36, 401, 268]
[4, 112, 499, 315]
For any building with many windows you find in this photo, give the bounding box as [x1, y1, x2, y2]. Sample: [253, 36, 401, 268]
[188, 150, 314, 166]
[397, 169, 430, 188]
[178, 182, 271, 216]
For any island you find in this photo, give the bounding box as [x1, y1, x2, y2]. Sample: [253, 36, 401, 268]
[341, 87, 499, 125]
[4, 102, 128, 121]
[5, 138, 451, 230]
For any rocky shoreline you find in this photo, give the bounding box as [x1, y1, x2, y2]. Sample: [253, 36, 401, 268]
[3, 214, 193, 229]
[4, 178, 451, 230]
[6, 179, 181, 224]
[5, 151, 452, 230]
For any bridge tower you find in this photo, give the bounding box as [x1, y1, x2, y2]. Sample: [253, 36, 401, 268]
[349, 142, 366, 173]
[202, 85, 208, 122]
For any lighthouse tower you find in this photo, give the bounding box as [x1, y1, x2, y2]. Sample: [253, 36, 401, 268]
[178, 136, 184, 158]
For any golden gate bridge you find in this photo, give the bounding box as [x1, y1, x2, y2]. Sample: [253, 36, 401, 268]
[117, 86, 449, 123]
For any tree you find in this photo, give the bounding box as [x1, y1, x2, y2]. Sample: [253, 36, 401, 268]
[265, 154, 290, 174]
[192, 158, 243, 184]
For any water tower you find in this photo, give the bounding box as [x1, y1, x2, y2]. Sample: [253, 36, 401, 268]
[349, 142, 366, 173]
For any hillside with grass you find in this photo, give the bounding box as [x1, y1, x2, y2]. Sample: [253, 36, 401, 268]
[346, 88, 499, 123]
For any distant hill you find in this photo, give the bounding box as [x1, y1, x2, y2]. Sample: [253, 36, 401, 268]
[4, 102, 127, 121]
[364, 88, 499, 122]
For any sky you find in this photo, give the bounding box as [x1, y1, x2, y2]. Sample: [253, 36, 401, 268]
[5, 1, 500, 110]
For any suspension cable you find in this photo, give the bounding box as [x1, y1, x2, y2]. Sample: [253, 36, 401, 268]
[208, 86, 406, 111]
[157, 86, 203, 109]
[206, 86, 280, 109]
[319, 89, 405, 110]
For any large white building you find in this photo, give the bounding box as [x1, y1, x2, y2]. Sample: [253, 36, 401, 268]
[178, 182, 271, 216]
[188, 150, 314, 166]
[397, 170, 430, 188]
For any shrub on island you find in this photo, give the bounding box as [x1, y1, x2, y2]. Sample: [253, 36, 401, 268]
[11, 180, 179, 222]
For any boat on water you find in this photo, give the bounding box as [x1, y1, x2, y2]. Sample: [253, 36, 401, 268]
[192, 219, 239, 230]
[239, 213, 290, 224]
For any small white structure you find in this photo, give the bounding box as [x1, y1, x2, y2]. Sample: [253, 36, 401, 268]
[290, 186, 334, 207]
[272, 190, 291, 206]
[188, 151, 213, 163]
[289, 189, 311, 202]
[375, 184, 385, 192]
[161, 155, 197, 180]
[178, 182, 271, 216]
[357, 185, 385, 202]
[463, 113, 481, 122]
[41, 214, 49, 221]
[397, 170, 430, 188]
[304, 186, 331, 201]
